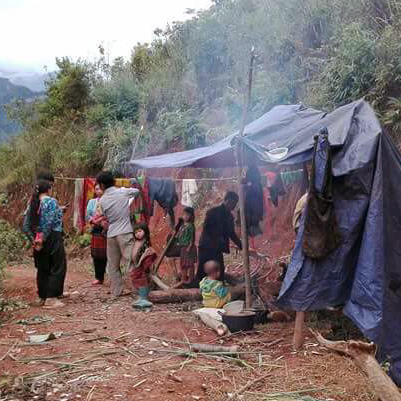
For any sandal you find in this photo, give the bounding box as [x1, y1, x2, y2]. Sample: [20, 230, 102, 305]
[30, 298, 46, 307]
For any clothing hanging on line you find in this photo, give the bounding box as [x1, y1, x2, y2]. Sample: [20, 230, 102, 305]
[181, 179, 198, 207]
[244, 165, 264, 237]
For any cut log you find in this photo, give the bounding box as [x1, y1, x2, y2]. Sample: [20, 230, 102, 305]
[189, 343, 239, 354]
[149, 288, 201, 304]
[148, 285, 245, 304]
[311, 330, 401, 401]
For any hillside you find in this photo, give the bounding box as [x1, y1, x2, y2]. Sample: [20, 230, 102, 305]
[1, 0, 401, 186]
[0, 77, 40, 141]
[0, 67, 48, 92]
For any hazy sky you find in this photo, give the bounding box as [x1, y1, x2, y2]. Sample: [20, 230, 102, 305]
[0, 0, 212, 72]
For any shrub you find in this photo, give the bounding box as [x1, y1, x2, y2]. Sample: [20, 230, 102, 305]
[0, 220, 26, 263]
[319, 23, 376, 106]
[0, 219, 27, 282]
[90, 77, 141, 124]
[156, 109, 206, 150]
[102, 121, 139, 172]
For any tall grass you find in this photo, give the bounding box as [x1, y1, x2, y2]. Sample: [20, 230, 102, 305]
[2, 0, 401, 188]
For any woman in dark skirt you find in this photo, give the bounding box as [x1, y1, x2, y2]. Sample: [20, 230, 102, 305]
[23, 179, 67, 307]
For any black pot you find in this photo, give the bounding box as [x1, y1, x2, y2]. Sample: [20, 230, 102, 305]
[244, 308, 268, 325]
[222, 311, 256, 333]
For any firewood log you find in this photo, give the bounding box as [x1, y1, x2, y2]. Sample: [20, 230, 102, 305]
[311, 330, 401, 401]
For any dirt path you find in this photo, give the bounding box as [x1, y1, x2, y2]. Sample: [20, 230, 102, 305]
[0, 259, 374, 401]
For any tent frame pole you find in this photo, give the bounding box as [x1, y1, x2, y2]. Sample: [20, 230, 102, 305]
[236, 47, 255, 309]
[294, 311, 305, 350]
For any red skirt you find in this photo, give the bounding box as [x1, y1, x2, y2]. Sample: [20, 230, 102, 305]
[131, 253, 157, 288]
[91, 232, 107, 260]
[180, 245, 197, 268]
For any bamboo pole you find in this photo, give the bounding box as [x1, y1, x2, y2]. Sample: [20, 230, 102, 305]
[131, 125, 144, 161]
[152, 219, 183, 275]
[236, 47, 256, 309]
[293, 311, 305, 350]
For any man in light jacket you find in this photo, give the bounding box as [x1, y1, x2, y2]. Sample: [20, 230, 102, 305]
[96, 171, 139, 298]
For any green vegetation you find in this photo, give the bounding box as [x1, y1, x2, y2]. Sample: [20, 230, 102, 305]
[76, 233, 91, 248]
[0, 219, 27, 279]
[2, 0, 401, 187]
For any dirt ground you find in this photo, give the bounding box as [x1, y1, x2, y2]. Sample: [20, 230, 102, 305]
[0, 258, 375, 401]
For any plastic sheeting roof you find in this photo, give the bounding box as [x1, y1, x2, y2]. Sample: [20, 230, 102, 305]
[129, 99, 381, 176]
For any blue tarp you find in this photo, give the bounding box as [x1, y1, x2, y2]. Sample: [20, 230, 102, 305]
[129, 99, 380, 172]
[130, 99, 401, 384]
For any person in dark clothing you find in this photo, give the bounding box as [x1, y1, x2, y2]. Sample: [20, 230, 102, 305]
[197, 192, 242, 282]
[23, 180, 67, 307]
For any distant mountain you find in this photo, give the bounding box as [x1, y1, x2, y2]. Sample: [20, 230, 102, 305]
[0, 77, 41, 142]
[0, 68, 48, 92]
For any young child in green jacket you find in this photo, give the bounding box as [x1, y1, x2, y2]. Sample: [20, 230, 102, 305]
[199, 260, 231, 308]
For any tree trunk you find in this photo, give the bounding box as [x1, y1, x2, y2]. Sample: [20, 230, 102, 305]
[311, 330, 401, 401]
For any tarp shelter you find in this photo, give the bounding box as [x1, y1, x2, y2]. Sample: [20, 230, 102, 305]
[130, 99, 401, 385]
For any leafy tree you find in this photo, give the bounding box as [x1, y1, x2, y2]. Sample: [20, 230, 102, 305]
[39, 57, 90, 122]
[4, 0, 401, 189]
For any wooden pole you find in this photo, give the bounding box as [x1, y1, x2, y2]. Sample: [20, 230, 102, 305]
[131, 125, 144, 161]
[293, 311, 305, 350]
[150, 274, 170, 290]
[152, 219, 183, 275]
[236, 47, 255, 309]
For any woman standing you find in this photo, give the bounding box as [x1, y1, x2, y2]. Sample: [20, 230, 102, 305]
[23, 179, 67, 307]
[86, 184, 108, 285]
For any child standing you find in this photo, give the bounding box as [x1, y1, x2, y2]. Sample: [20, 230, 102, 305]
[130, 223, 157, 309]
[199, 260, 231, 308]
[175, 207, 197, 287]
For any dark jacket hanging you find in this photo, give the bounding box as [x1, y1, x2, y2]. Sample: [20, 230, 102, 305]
[302, 128, 342, 259]
[244, 165, 264, 237]
[269, 174, 286, 207]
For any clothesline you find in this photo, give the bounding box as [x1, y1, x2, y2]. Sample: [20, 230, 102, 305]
[62, 168, 305, 233]
[55, 176, 238, 182]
